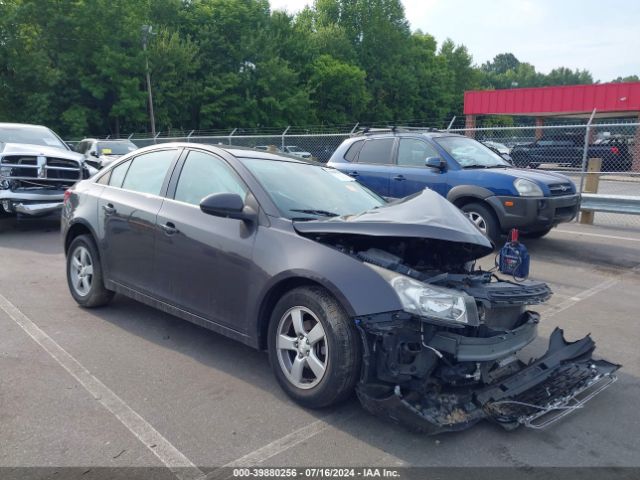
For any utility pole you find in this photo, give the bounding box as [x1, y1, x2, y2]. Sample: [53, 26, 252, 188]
[141, 25, 156, 137]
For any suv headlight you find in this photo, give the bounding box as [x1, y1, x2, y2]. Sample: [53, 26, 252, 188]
[370, 265, 479, 327]
[514, 178, 543, 197]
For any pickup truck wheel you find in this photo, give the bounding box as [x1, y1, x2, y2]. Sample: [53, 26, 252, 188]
[268, 286, 360, 408]
[66, 235, 114, 307]
[461, 203, 501, 246]
[522, 227, 553, 239]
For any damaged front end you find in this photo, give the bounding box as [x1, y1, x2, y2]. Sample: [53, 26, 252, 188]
[352, 251, 620, 434]
[295, 191, 620, 434]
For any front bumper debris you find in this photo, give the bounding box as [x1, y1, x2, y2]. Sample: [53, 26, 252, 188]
[357, 328, 619, 434]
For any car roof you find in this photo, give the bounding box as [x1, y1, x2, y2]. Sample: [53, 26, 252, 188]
[128, 142, 320, 165]
[349, 130, 461, 142]
[80, 138, 135, 142]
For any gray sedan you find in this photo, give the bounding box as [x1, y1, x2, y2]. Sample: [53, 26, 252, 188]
[61, 143, 618, 434]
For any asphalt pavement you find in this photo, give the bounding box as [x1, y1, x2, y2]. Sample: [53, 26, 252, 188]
[1, 214, 639, 477]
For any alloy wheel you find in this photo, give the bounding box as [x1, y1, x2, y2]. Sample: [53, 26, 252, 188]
[466, 211, 488, 234]
[69, 245, 94, 296]
[276, 306, 328, 389]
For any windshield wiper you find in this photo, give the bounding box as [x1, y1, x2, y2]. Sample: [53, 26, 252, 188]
[289, 209, 340, 218]
[462, 164, 488, 169]
[485, 164, 509, 168]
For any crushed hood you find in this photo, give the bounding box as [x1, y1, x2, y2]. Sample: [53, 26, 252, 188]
[294, 189, 493, 261]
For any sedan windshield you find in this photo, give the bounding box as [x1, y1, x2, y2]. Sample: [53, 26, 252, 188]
[243, 158, 385, 219]
[436, 136, 509, 168]
[97, 141, 137, 155]
[0, 125, 67, 150]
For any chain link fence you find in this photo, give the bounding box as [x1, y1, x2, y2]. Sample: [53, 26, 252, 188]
[70, 120, 640, 230]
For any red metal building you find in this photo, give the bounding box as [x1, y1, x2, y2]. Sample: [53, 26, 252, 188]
[463, 81, 640, 169]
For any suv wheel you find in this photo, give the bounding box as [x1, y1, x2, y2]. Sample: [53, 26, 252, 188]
[66, 235, 114, 307]
[268, 286, 360, 408]
[461, 203, 501, 246]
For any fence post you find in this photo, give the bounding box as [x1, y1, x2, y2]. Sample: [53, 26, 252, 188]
[350, 123, 359, 135]
[281, 126, 290, 151]
[579, 158, 602, 225]
[228, 128, 237, 145]
[187, 130, 195, 143]
[127, 133, 134, 140]
[578, 108, 597, 194]
[153, 131, 161, 144]
[446, 116, 456, 131]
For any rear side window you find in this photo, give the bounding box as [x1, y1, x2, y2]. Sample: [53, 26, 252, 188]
[357, 139, 395, 165]
[108, 160, 131, 188]
[344, 140, 364, 162]
[121, 150, 176, 195]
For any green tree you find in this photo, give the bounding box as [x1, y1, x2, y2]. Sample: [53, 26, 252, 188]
[307, 54, 369, 124]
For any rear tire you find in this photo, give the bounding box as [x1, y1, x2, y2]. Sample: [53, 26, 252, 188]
[461, 202, 501, 246]
[268, 286, 361, 409]
[66, 234, 114, 307]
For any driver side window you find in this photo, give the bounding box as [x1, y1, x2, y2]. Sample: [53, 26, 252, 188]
[397, 139, 440, 167]
[174, 150, 247, 206]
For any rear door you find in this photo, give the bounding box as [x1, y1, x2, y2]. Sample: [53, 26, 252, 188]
[345, 138, 396, 197]
[390, 137, 447, 198]
[98, 148, 180, 295]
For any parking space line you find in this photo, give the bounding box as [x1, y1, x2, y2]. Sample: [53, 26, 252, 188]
[203, 409, 359, 479]
[0, 293, 205, 480]
[552, 229, 640, 243]
[543, 263, 640, 317]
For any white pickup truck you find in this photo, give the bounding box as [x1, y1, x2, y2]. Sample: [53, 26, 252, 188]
[0, 123, 96, 217]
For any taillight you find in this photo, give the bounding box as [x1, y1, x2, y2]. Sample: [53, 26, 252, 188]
[611, 146, 620, 155]
[63, 189, 72, 203]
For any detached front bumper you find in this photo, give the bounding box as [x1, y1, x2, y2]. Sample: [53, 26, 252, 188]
[357, 328, 619, 434]
[0, 189, 65, 216]
[487, 194, 580, 231]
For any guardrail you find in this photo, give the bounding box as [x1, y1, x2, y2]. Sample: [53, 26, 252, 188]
[581, 194, 640, 215]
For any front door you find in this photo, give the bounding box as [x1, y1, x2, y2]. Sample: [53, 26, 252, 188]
[390, 138, 447, 198]
[154, 149, 257, 331]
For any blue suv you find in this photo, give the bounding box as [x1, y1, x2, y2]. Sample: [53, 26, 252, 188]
[328, 129, 581, 244]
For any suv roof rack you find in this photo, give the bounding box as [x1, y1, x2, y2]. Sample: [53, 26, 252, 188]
[353, 126, 442, 136]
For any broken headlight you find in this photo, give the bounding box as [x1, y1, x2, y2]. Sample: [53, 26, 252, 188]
[370, 265, 479, 327]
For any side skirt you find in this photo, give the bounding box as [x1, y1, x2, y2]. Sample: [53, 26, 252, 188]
[105, 280, 257, 349]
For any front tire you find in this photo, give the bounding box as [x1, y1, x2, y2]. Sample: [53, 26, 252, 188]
[461, 202, 501, 246]
[66, 234, 114, 307]
[268, 286, 361, 408]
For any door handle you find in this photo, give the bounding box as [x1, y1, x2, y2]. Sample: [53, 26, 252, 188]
[393, 175, 406, 181]
[160, 222, 179, 235]
[348, 171, 359, 177]
[102, 203, 116, 215]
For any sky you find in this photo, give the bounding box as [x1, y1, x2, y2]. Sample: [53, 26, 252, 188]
[269, 0, 640, 82]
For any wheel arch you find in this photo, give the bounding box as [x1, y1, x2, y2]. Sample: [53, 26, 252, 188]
[255, 274, 356, 351]
[64, 220, 99, 255]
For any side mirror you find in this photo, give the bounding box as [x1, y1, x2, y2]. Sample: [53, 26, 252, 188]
[199, 193, 256, 222]
[90, 150, 99, 158]
[425, 156, 446, 171]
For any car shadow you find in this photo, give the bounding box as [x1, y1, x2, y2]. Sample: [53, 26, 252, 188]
[0, 214, 63, 255]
